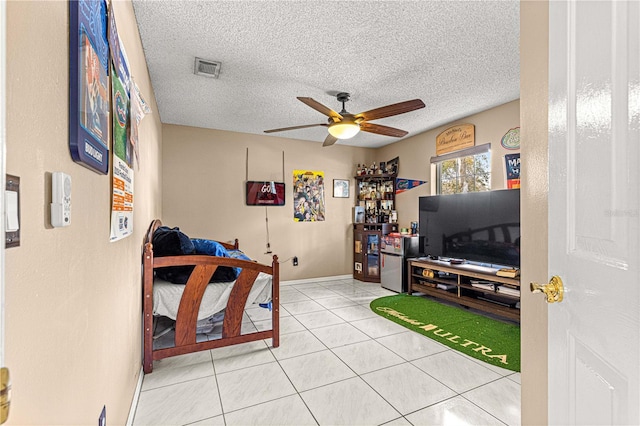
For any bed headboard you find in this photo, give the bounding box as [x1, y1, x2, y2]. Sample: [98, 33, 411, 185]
[141, 219, 279, 374]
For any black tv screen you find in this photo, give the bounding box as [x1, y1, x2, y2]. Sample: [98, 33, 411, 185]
[419, 189, 520, 268]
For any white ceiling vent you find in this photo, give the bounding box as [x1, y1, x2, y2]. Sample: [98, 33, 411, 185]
[194, 57, 221, 78]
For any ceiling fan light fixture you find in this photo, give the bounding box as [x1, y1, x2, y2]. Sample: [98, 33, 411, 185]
[328, 122, 360, 139]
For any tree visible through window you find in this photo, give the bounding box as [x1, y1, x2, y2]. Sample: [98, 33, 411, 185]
[438, 152, 491, 194]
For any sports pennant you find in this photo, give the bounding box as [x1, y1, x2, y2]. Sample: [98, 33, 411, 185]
[396, 178, 427, 194]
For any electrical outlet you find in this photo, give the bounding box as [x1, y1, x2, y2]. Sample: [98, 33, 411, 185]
[293, 256, 298, 266]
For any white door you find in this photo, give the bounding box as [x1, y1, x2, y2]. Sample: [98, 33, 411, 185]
[547, 1, 639, 424]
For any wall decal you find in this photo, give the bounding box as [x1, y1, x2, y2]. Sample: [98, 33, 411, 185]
[501, 127, 520, 149]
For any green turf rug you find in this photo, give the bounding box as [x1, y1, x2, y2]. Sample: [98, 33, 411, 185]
[370, 294, 520, 372]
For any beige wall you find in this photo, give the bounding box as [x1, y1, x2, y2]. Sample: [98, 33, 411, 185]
[520, 1, 549, 424]
[5, 1, 162, 424]
[376, 100, 521, 231]
[161, 124, 375, 281]
[163, 101, 519, 282]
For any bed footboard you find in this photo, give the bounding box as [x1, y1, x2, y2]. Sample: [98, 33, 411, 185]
[142, 219, 279, 374]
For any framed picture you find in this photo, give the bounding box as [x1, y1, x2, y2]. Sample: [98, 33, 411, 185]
[333, 179, 350, 198]
[386, 157, 399, 175]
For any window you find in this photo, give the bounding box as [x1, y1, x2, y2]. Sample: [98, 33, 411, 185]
[431, 143, 491, 194]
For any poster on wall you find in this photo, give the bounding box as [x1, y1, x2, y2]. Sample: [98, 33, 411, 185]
[129, 77, 151, 169]
[293, 170, 325, 222]
[505, 153, 521, 189]
[109, 12, 134, 241]
[69, 0, 110, 174]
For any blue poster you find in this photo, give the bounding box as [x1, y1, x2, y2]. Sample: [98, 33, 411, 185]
[505, 153, 520, 189]
[69, 0, 110, 174]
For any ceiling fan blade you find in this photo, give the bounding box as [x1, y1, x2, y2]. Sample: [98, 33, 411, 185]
[360, 122, 408, 138]
[355, 99, 425, 121]
[297, 97, 343, 122]
[264, 123, 328, 133]
[322, 134, 338, 147]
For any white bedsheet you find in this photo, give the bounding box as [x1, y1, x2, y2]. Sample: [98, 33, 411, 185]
[153, 272, 272, 321]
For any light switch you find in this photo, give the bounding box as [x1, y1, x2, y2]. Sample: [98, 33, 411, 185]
[5, 175, 19, 248]
[5, 191, 19, 232]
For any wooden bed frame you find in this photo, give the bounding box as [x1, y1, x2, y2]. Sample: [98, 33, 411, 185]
[142, 219, 279, 373]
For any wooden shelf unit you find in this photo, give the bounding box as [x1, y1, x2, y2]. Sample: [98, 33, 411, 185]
[407, 258, 520, 322]
[353, 172, 399, 283]
[353, 223, 398, 282]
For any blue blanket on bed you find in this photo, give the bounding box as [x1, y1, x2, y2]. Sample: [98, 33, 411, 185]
[153, 226, 250, 284]
[191, 239, 251, 277]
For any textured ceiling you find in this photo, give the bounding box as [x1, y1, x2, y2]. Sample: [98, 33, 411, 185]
[132, 0, 520, 148]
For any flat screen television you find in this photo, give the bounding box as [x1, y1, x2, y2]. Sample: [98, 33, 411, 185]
[419, 189, 520, 268]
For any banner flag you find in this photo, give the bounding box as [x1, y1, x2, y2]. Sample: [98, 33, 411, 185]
[396, 178, 427, 194]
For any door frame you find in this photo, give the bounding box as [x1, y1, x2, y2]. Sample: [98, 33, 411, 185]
[0, 0, 7, 367]
[520, 1, 550, 425]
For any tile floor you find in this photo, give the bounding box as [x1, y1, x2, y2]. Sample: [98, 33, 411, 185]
[133, 277, 521, 425]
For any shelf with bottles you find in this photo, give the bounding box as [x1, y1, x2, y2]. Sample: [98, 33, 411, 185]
[356, 180, 395, 201]
[361, 200, 394, 224]
[355, 157, 398, 177]
[355, 178, 395, 224]
[366, 233, 379, 255]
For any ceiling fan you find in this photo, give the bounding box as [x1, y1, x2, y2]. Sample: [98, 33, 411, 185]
[264, 93, 426, 147]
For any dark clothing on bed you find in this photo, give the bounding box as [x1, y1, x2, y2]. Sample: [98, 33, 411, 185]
[152, 226, 238, 284]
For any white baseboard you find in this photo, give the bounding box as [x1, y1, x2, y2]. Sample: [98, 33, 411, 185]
[281, 274, 352, 286]
[126, 366, 144, 426]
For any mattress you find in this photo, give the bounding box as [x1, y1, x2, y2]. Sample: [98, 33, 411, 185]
[153, 272, 272, 321]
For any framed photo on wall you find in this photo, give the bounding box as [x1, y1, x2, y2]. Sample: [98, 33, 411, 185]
[386, 157, 399, 175]
[333, 179, 350, 198]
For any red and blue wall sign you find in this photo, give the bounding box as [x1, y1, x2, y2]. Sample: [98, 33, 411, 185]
[246, 181, 286, 206]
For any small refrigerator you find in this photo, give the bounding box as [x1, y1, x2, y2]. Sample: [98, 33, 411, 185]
[380, 235, 424, 293]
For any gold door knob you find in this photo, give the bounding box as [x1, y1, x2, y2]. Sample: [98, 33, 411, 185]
[0, 367, 10, 424]
[530, 275, 564, 303]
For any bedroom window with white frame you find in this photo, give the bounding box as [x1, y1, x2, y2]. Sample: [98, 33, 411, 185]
[431, 143, 491, 195]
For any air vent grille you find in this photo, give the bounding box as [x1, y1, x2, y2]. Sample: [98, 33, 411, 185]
[194, 57, 221, 78]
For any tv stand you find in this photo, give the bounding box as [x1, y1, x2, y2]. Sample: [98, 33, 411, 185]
[407, 258, 520, 322]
